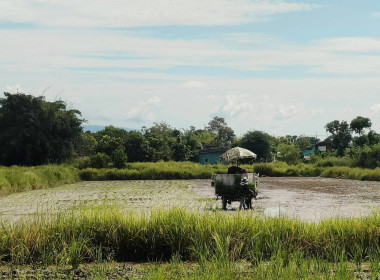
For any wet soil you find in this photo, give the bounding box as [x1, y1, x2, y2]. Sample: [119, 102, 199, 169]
[192, 177, 380, 221]
[1, 178, 380, 223]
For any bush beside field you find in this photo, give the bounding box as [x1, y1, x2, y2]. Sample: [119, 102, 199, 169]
[1, 161, 380, 197]
[253, 162, 380, 181]
[79, 161, 228, 180]
[0, 165, 79, 196]
[77, 161, 380, 181]
[2, 207, 380, 268]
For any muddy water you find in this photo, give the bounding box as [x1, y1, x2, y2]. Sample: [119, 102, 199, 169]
[1, 178, 380, 223]
[191, 177, 380, 221]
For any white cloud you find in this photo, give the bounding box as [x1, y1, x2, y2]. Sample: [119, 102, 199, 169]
[181, 81, 205, 89]
[3, 28, 380, 78]
[147, 96, 160, 105]
[316, 37, 380, 53]
[126, 96, 161, 123]
[215, 94, 253, 117]
[0, 0, 318, 28]
[370, 104, 380, 113]
[275, 105, 301, 120]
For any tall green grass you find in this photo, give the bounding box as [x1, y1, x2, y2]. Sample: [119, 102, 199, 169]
[253, 162, 380, 180]
[79, 161, 229, 180]
[0, 165, 79, 196]
[2, 207, 380, 268]
[78, 161, 380, 181]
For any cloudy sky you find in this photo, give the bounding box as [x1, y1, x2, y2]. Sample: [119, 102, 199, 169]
[1, 0, 380, 137]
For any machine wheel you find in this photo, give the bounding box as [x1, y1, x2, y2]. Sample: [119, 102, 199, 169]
[222, 197, 227, 210]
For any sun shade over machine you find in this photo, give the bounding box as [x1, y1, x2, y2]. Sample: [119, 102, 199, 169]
[219, 147, 257, 166]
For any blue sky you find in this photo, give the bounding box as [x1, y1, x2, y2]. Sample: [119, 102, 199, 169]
[1, 0, 380, 137]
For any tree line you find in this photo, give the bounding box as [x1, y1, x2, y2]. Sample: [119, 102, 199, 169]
[1, 92, 380, 168]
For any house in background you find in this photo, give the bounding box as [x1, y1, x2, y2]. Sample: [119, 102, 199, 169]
[199, 147, 229, 164]
[302, 140, 332, 160]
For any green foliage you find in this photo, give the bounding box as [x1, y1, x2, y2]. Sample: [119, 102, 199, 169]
[124, 131, 150, 162]
[112, 147, 127, 169]
[90, 153, 111, 168]
[3, 207, 380, 268]
[296, 136, 318, 150]
[0, 92, 83, 166]
[240, 131, 272, 161]
[353, 134, 369, 147]
[355, 144, 380, 169]
[368, 130, 380, 145]
[0, 165, 79, 195]
[206, 116, 235, 147]
[76, 133, 97, 157]
[325, 120, 352, 156]
[276, 144, 300, 165]
[71, 156, 92, 169]
[79, 161, 227, 180]
[311, 155, 354, 167]
[350, 116, 372, 135]
[97, 135, 124, 156]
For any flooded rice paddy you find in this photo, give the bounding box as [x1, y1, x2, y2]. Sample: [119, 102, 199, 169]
[1, 177, 380, 222]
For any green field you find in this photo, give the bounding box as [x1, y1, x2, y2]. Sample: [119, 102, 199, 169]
[0, 178, 380, 279]
[0, 180, 217, 223]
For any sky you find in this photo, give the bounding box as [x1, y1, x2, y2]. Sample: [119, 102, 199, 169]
[1, 0, 380, 138]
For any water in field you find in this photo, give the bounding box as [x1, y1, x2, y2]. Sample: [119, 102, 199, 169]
[1, 177, 380, 222]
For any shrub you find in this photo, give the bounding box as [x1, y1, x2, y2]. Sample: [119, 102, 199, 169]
[313, 155, 354, 168]
[0, 165, 79, 196]
[113, 148, 127, 169]
[90, 153, 111, 168]
[71, 156, 92, 169]
[356, 144, 380, 169]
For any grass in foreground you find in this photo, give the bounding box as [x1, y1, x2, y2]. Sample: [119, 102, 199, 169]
[1, 206, 380, 268]
[0, 258, 373, 279]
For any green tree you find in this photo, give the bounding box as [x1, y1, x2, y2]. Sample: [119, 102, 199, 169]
[143, 122, 175, 161]
[94, 125, 128, 142]
[296, 136, 317, 150]
[76, 132, 97, 157]
[97, 135, 124, 157]
[125, 131, 150, 162]
[206, 116, 235, 147]
[172, 135, 191, 161]
[240, 130, 272, 161]
[0, 92, 83, 165]
[353, 135, 369, 147]
[276, 143, 300, 165]
[90, 152, 111, 168]
[325, 120, 352, 156]
[368, 130, 380, 146]
[350, 116, 372, 135]
[190, 129, 216, 148]
[113, 147, 127, 168]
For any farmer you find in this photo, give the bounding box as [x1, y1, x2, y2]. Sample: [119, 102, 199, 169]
[228, 166, 248, 174]
[239, 177, 249, 210]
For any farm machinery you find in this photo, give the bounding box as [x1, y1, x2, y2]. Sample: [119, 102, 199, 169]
[210, 147, 259, 210]
[211, 171, 259, 210]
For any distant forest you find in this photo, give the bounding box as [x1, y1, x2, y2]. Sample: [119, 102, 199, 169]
[1, 92, 380, 168]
